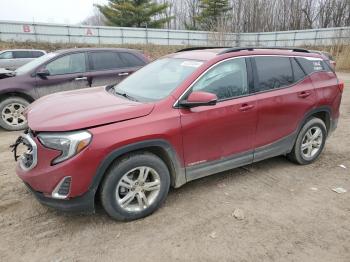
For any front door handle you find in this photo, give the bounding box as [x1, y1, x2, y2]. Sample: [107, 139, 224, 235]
[239, 104, 255, 112]
[118, 72, 129, 76]
[75, 76, 88, 81]
[298, 91, 311, 98]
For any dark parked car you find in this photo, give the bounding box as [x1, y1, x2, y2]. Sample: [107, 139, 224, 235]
[0, 48, 149, 130]
[0, 49, 46, 70]
[13, 47, 343, 221]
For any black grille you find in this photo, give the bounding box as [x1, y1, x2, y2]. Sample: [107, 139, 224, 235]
[57, 177, 71, 195]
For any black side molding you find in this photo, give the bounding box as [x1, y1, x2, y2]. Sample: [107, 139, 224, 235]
[89, 139, 186, 194]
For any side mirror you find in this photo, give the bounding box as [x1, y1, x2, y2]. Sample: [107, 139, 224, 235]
[179, 91, 217, 108]
[36, 68, 50, 78]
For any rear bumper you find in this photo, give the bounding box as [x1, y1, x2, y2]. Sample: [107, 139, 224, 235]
[24, 182, 95, 213]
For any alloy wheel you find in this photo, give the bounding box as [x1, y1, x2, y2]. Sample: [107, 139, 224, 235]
[116, 166, 161, 212]
[301, 126, 323, 160]
[1, 102, 27, 127]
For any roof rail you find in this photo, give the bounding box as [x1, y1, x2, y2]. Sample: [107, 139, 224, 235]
[176, 46, 224, 53]
[175, 46, 310, 54]
[218, 47, 310, 55]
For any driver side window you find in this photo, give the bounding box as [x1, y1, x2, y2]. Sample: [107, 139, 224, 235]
[192, 58, 248, 100]
[45, 53, 86, 75]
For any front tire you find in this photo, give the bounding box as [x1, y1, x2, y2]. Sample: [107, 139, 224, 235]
[0, 96, 29, 131]
[287, 117, 327, 165]
[100, 152, 170, 221]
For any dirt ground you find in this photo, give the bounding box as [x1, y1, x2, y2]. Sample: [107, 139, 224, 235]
[0, 73, 349, 262]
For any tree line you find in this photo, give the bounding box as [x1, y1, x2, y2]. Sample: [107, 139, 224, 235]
[83, 0, 350, 32]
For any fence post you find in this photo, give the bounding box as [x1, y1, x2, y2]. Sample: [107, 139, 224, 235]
[145, 27, 148, 45]
[339, 28, 343, 46]
[236, 32, 240, 47]
[188, 32, 190, 46]
[293, 31, 297, 46]
[67, 25, 71, 43]
[121, 28, 124, 45]
[32, 22, 38, 42]
[314, 30, 318, 46]
[97, 27, 101, 45]
[257, 32, 260, 47]
[274, 32, 278, 46]
[167, 30, 170, 46]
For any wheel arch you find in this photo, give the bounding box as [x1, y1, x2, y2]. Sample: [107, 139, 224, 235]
[0, 91, 35, 103]
[91, 139, 186, 198]
[301, 106, 332, 134]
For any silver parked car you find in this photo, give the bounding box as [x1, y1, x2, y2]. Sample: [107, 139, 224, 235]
[0, 49, 46, 70]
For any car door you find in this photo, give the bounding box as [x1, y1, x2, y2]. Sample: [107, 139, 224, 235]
[179, 57, 258, 179]
[251, 56, 316, 161]
[87, 51, 138, 87]
[35, 52, 90, 97]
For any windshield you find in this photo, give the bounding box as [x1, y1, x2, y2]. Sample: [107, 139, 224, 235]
[114, 58, 203, 102]
[15, 53, 57, 75]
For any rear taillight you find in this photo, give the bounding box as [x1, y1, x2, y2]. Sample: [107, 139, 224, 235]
[338, 81, 344, 93]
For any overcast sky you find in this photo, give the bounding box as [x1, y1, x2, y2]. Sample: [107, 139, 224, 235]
[0, 0, 108, 24]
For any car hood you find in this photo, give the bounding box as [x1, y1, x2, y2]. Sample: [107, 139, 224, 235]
[26, 86, 155, 131]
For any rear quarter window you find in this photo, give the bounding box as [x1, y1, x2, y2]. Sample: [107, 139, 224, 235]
[295, 57, 329, 74]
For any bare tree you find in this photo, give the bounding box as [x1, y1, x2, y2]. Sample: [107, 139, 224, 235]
[81, 6, 106, 26]
[87, 0, 350, 32]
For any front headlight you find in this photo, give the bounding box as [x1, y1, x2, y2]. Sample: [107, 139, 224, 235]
[38, 131, 92, 164]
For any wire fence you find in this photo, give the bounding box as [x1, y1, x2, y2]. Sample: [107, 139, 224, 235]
[0, 20, 349, 47]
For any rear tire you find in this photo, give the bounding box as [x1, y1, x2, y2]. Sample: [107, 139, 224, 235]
[287, 117, 327, 165]
[100, 152, 170, 221]
[0, 96, 29, 131]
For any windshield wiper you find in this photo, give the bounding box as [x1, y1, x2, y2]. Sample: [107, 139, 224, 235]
[114, 90, 139, 102]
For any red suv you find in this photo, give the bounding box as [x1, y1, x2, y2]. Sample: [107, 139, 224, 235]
[13, 47, 343, 221]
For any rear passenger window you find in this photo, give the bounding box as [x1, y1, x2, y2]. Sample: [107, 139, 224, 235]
[291, 58, 306, 82]
[119, 52, 145, 67]
[255, 56, 293, 91]
[13, 51, 32, 58]
[90, 52, 124, 71]
[192, 58, 248, 100]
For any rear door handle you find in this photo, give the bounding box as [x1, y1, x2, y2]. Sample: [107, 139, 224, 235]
[298, 91, 311, 98]
[75, 76, 88, 81]
[118, 72, 129, 76]
[239, 104, 255, 112]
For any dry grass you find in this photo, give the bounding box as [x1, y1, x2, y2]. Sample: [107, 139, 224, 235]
[0, 41, 181, 60]
[305, 44, 350, 71]
[1, 41, 349, 71]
